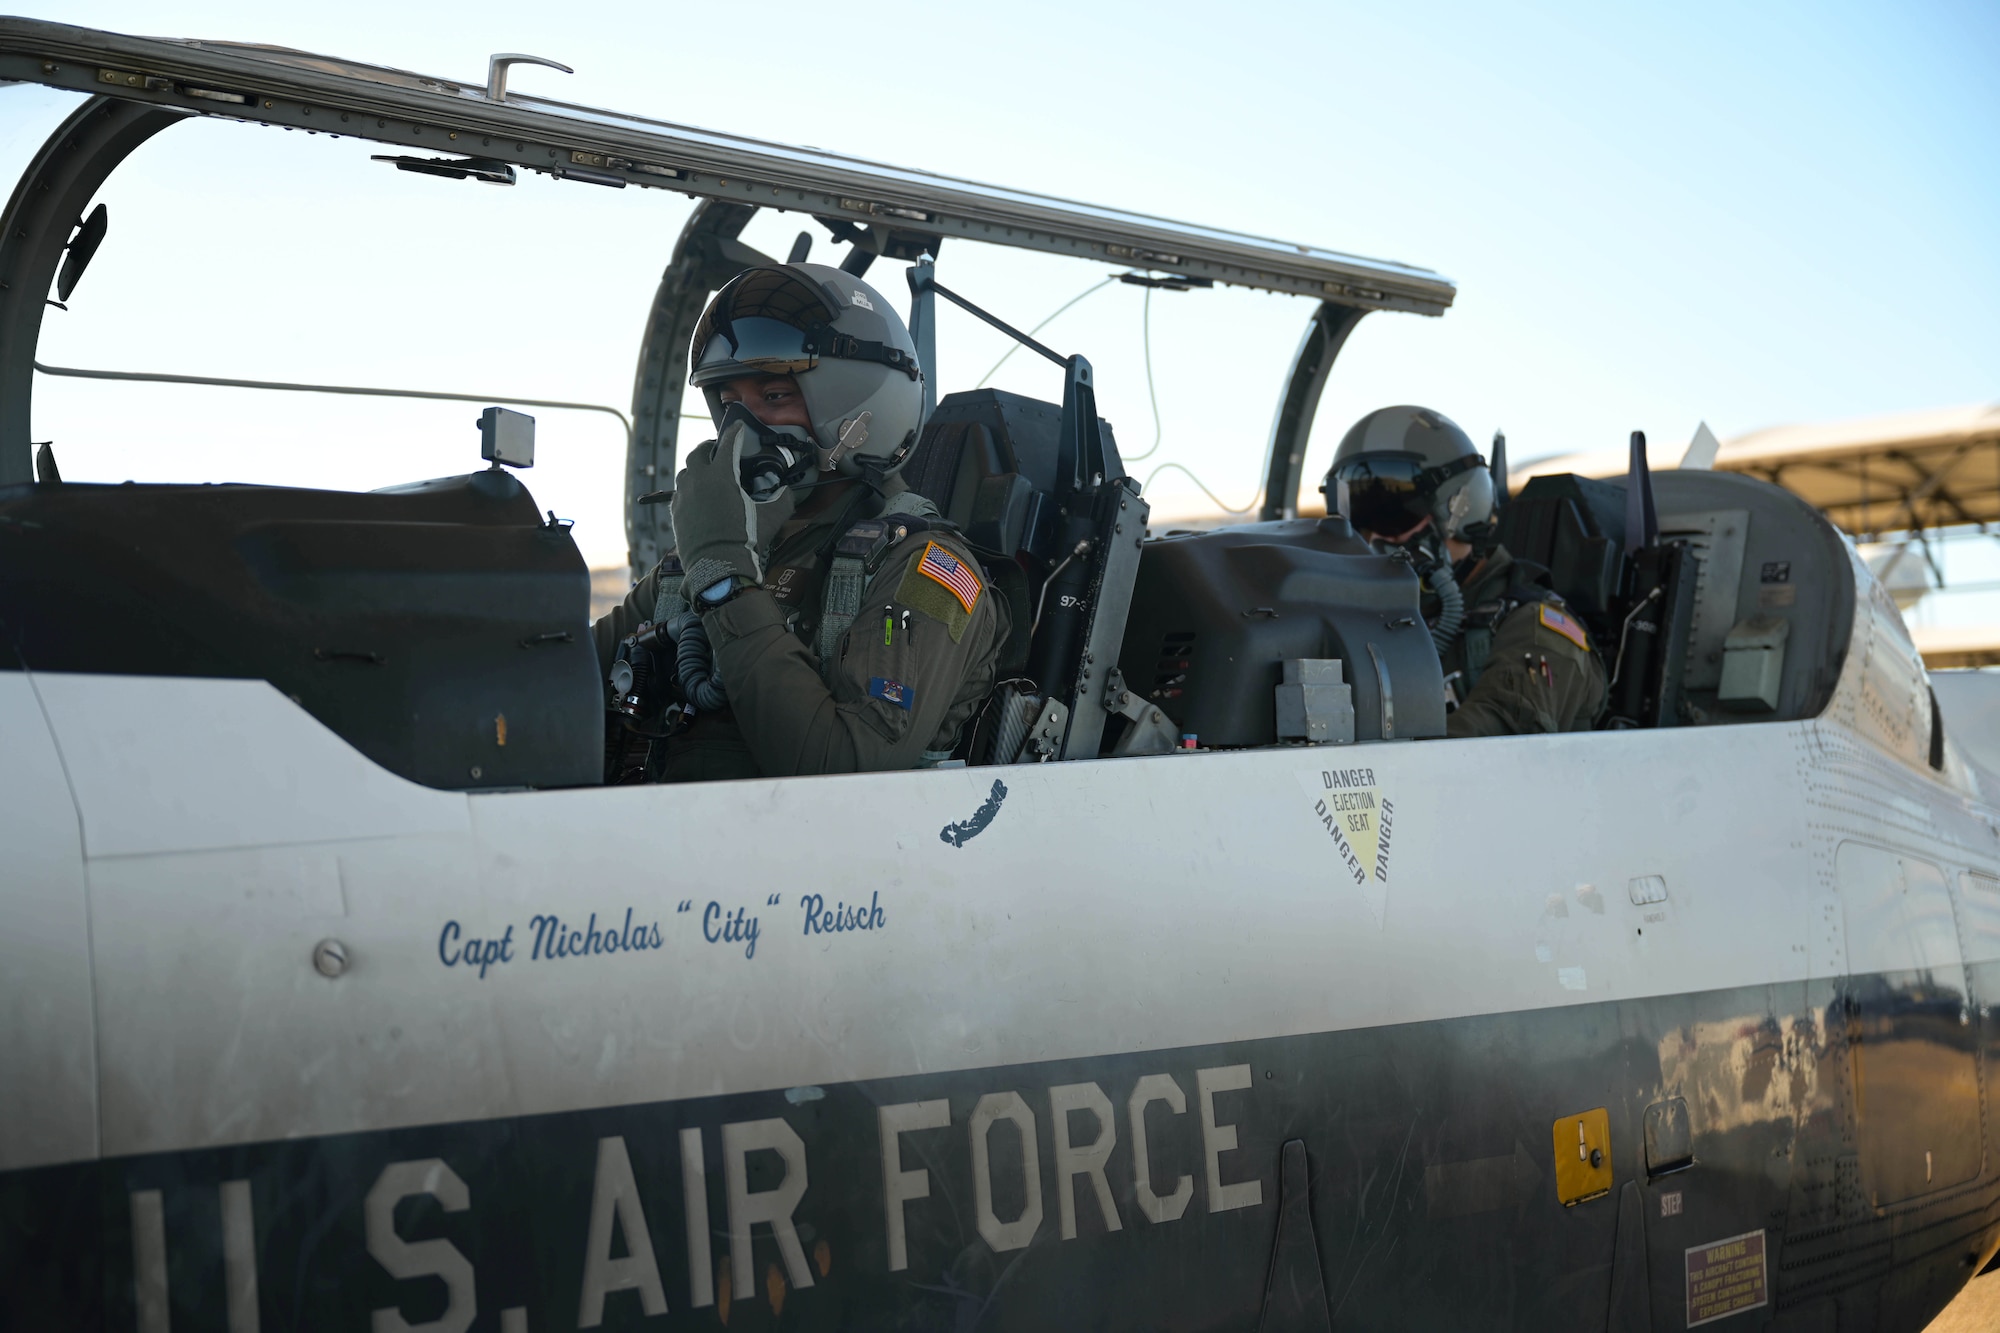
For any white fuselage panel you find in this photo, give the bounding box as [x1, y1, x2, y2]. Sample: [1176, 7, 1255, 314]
[12, 667, 1993, 1166]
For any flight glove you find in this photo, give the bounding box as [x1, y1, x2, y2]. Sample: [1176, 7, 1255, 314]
[671, 416, 799, 600]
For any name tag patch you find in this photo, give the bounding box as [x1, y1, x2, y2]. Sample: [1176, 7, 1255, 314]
[869, 677, 914, 710]
[768, 565, 807, 605]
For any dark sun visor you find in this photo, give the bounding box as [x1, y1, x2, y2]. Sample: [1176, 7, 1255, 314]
[689, 266, 921, 388]
[689, 268, 843, 387]
[1330, 451, 1483, 534]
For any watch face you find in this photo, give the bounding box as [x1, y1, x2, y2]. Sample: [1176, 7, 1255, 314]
[699, 576, 737, 604]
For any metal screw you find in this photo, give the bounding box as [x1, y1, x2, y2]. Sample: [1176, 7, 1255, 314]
[312, 939, 349, 978]
[470, 766, 484, 780]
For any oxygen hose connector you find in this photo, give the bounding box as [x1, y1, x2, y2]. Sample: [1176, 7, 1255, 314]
[1425, 561, 1465, 657]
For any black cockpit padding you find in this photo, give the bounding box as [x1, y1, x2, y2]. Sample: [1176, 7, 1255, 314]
[0, 470, 601, 790]
[1506, 470, 1855, 726]
[1496, 472, 1628, 622]
[905, 388, 1126, 675]
[907, 388, 1126, 548]
[1117, 516, 1445, 746]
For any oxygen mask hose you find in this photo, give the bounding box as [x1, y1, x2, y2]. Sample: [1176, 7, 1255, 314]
[1423, 560, 1465, 657]
[665, 611, 729, 714]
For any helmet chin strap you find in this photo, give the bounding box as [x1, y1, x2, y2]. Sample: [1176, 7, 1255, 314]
[1457, 518, 1499, 558]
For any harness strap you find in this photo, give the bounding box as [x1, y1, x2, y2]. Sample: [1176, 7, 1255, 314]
[649, 555, 689, 627]
[1463, 624, 1495, 690]
[1461, 582, 1566, 690]
[817, 490, 938, 681]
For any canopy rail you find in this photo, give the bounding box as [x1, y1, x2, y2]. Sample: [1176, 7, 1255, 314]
[0, 19, 1454, 313]
[33, 359, 632, 444]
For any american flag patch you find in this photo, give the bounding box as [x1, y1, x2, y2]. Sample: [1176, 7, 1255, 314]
[916, 541, 982, 613]
[1540, 604, 1590, 650]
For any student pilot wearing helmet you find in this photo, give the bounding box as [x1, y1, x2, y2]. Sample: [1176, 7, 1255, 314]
[593, 264, 1008, 781]
[1325, 406, 1606, 737]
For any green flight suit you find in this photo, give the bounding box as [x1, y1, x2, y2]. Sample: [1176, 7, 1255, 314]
[1441, 545, 1607, 737]
[593, 477, 1008, 782]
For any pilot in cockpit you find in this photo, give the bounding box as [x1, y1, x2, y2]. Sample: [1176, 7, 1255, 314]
[592, 265, 1007, 781]
[1325, 406, 1606, 736]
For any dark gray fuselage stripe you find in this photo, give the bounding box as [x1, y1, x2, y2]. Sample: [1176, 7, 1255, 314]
[3, 967, 1994, 1331]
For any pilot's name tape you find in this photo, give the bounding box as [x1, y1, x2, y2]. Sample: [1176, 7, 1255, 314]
[437, 893, 889, 976]
[438, 909, 665, 978]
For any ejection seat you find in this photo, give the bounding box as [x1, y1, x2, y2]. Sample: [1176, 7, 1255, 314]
[901, 387, 1148, 762]
[904, 389, 1449, 758]
[1498, 468, 1857, 728]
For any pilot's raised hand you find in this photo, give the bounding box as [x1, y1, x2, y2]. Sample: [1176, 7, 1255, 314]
[670, 413, 798, 602]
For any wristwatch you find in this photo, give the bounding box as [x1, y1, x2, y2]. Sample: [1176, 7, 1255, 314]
[697, 576, 754, 607]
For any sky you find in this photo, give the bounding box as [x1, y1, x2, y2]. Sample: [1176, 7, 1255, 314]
[7, 0, 1997, 576]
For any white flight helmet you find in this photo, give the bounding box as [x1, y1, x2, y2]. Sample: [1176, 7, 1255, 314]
[687, 263, 925, 484]
[1323, 405, 1495, 549]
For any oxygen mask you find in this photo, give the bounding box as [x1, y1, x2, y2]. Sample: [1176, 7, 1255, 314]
[1366, 521, 1447, 576]
[1369, 526, 1464, 658]
[718, 403, 817, 501]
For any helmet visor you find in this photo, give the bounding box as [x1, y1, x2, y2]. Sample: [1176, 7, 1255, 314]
[691, 316, 819, 383]
[1331, 453, 1432, 536]
[688, 268, 842, 388]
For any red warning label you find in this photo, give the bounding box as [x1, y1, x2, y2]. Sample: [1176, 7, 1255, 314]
[1685, 1228, 1768, 1327]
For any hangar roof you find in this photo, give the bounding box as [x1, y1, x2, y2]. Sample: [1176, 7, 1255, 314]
[1522, 403, 2000, 536]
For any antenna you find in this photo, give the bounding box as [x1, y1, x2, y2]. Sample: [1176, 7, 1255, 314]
[1678, 421, 1720, 470]
[1623, 430, 1658, 557]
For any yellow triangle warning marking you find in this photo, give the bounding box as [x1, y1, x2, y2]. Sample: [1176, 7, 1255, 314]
[1295, 767, 1393, 927]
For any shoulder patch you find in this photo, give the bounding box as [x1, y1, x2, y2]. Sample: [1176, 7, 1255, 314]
[868, 676, 914, 710]
[1539, 604, 1591, 651]
[915, 540, 982, 614]
[894, 549, 973, 643]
